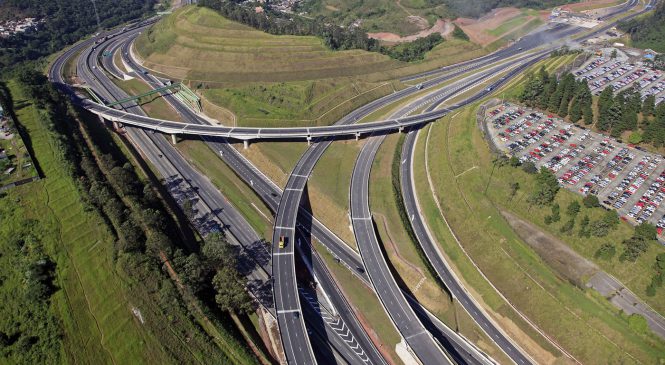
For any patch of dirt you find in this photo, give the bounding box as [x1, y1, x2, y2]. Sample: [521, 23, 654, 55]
[368, 19, 454, 44]
[453, 7, 522, 45]
[407, 15, 429, 30]
[500, 210, 599, 288]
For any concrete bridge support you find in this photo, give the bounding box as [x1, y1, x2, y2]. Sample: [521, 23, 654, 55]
[307, 136, 312, 146]
[355, 132, 361, 141]
[243, 140, 250, 149]
[171, 134, 178, 145]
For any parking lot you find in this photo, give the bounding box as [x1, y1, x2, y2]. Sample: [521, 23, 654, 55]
[574, 56, 665, 105]
[486, 102, 665, 236]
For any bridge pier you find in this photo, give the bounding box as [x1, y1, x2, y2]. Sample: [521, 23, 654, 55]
[112, 120, 123, 130]
[243, 140, 249, 149]
[399, 126, 404, 133]
[171, 134, 178, 145]
[306, 136, 312, 146]
[355, 132, 360, 141]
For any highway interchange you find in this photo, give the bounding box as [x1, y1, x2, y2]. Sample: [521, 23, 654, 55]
[48, 0, 656, 363]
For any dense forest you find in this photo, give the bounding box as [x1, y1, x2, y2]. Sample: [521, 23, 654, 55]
[0, 0, 157, 73]
[619, 1, 665, 53]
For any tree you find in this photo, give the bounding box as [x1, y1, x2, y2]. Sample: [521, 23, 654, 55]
[595, 243, 616, 260]
[551, 203, 561, 222]
[583, 194, 601, 208]
[212, 267, 253, 313]
[529, 167, 559, 206]
[589, 210, 619, 237]
[509, 182, 520, 199]
[452, 25, 469, 41]
[560, 218, 575, 234]
[597, 87, 615, 128]
[643, 94, 656, 117]
[620, 223, 656, 261]
[566, 200, 581, 216]
[656, 252, 665, 270]
[509, 156, 521, 167]
[611, 49, 618, 59]
[635, 222, 657, 241]
[569, 98, 582, 123]
[522, 161, 537, 174]
[173, 252, 206, 293]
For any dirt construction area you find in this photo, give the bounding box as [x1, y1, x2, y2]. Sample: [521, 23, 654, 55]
[485, 102, 665, 239]
[368, 18, 454, 43]
[453, 7, 542, 45]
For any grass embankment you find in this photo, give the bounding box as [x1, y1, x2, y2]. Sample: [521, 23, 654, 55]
[134, 6, 485, 127]
[110, 77, 183, 122]
[3, 80, 171, 363]
[417, 100, 665, 363]
[367, 132, 513, 362]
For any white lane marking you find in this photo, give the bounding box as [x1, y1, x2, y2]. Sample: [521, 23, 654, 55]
[273, 252, 294, 256]
[274, 226, 295, 230]
[277, 309, 300, 314]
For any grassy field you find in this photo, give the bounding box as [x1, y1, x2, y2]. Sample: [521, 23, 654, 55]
[3, 80, 174, 364]
[134, 6, 485, 127]
[417, 83, 665, 363]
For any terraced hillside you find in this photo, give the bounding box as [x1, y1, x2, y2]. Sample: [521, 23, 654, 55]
[136, 6, 399, 83]
[134, 6, 484, 127]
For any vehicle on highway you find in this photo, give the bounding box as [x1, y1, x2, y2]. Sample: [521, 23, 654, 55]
[279, 235, 286, 248]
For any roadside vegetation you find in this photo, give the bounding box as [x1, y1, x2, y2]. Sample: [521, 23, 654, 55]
[0, 70, 260, 363]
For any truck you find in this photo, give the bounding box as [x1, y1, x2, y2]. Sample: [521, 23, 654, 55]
[279, 235, 287, 248]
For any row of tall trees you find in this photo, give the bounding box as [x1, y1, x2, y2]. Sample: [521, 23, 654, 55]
[519, 68, 593, 125]
[520, 67, 665, 144]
